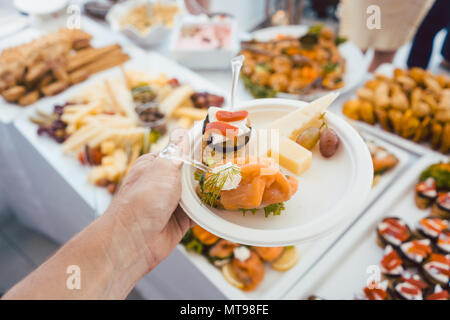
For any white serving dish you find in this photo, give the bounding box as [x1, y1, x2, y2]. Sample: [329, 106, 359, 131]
[180, 98, 374, 246]
[177, 134, 411, 299]
[14, 49, 227, 216]
[169, 14, 239, 69]
[243, 25, 367, 102]
[106, 0, 185, 47]
[348, 63, 447, 156]
[284, 154, 448, 300]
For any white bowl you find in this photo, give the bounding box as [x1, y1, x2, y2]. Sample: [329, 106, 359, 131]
[106, 0, 184, 47]
[169, 14, 239, 70]
[180, 98, 373, 246]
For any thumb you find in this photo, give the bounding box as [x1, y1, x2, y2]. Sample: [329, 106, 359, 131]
[170, 127, 190, 155]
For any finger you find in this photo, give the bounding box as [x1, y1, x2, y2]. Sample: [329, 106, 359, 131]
[173, 205, 193, 236]
[171, 127, 190, 156]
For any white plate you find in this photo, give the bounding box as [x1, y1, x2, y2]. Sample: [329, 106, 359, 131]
[176, 135, 410, 299]
[245, 25, 367, 102]
[284, 154, 448, 300]
[180, 98, 374, 246]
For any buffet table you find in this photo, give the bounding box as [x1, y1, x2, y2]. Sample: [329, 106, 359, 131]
[1, 7, 448, 300]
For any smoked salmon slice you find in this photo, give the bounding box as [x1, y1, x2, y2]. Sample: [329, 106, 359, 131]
[219, 157, 298, 210]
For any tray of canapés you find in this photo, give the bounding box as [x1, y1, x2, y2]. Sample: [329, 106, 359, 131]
[342, 65, 450, 155]
[284, 156, 449, 300]
[178, 134, 407, 298]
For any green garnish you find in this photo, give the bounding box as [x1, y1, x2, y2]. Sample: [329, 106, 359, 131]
[263, 203, 286, 217]
[419, 162, 450, 189]
[308, 24, 324, 36]
[335, 35, 347, 46]
[185, 238, 204, 254]
[323, 62, 339, 74]
[181, 229, 204, 254]
[254, 63, 273, 73]
[239, 208, 258, 216]
[194, 171, 204, 182]
[242, 75, 277, 98]
[201, 165, 241, 207]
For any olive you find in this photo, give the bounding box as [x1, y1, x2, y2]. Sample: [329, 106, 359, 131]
[296, 127, 320, 150]
[319, 128, 340, 158]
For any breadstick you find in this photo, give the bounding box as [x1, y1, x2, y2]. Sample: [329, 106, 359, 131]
[41, 80, 69, 96]
[66, 44, 121, 72]
[18, 90, 40, 106]
[2, 85, 26, 102]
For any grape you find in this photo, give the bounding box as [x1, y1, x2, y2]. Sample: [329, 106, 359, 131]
[296, 127, 320, 150]
[320, 128, 340, 158]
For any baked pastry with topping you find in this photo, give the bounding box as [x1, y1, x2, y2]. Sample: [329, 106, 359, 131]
[436, 230, 450, 254]
[416, 217, 448, 241]
[380, 245, 404, 279]
[415, 178, 438, 209]
[425, 285, 449, 300]
[421, 254, 450, 288]
[399, 239, 432, 267]
[432, 192, 450, 219]
[391, 273, 429, 300]
[377, 217, 412, 248]
[357, 280, 390, 300]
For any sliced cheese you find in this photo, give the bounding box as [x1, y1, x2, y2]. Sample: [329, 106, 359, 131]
[268, 136, 312, 175]
[159, 85, 195, 116]
[172, 107, 208, 121]
[264, 92, 338, 140]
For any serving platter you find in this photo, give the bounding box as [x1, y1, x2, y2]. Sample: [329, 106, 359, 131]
[241, 25, 367, 102]
[13, 50, 227, 216]
[180, 98, 374, 247]
[343, 63, 448, 156]
[177, 134, 411, 299]
[284, 154, 448, 300]
[0, 17, 134, 124]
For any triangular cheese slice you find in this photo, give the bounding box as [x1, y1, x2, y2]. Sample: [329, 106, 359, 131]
[264, 92, 338, 140]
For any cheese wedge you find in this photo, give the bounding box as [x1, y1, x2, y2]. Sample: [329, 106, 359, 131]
[172, 107, 208, 121]
[159, 85, 195, 116]
[264, 93, 338, 140]
[268, 136, 312, 175]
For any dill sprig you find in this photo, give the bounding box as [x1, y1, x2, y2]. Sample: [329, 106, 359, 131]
[201, 165, 240, 207]
[263, 203, 285, 217]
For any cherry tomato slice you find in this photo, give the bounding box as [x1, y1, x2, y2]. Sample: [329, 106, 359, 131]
[216, 110, 248, 122]
[205, 121, 239, 136]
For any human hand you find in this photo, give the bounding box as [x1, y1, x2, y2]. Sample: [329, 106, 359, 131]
[105, 128, 193, 271]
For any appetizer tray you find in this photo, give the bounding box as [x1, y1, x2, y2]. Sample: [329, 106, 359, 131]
[284, 155, 448, 300]
[0, 28, 42, 123]
[343, 64, 448, 156]
[181, 98, 373, 247]
[241, 25, 367, 101]
[178, 134, 412, 299]
[0, 17, 133, 124]
[13, 49, 227, 215]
